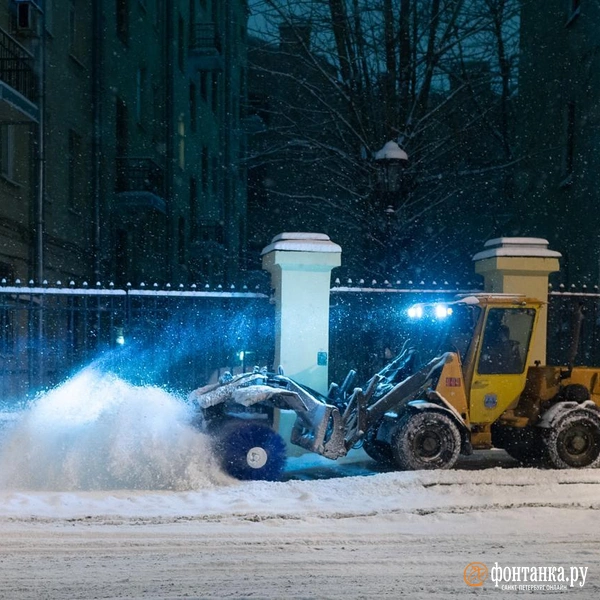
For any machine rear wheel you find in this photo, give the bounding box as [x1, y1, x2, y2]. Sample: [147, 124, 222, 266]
[544, 409, 600, 469]
[216, 421, 287, 481]
[391, 411, 461, 471]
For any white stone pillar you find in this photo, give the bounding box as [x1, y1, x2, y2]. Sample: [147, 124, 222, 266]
[473, 237, 561, 365]
[262, 232, 342, 395]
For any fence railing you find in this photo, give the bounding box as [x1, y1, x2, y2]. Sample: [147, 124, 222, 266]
[329, 281, 600, 386]
[0, 283, 274, 402]
[1, 280, 598, 403]
[328, 281, 483, 384]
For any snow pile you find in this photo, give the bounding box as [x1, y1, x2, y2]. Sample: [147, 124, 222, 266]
[0, 368, 231, 491]
[0, 462, 599, 525]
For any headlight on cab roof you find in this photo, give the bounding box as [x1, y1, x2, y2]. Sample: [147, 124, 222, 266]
[407, 303, 453, 319]
[435, 304, 453, 318]
[407, 305, 423, 318]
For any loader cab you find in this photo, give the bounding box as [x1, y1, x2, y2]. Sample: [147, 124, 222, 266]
[468, 299, 540, 424]
[405, 295, 542, 426]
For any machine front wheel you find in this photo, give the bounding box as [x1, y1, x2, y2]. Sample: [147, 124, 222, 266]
[391, 411, 461, 471]
[216, 421, 287, 481]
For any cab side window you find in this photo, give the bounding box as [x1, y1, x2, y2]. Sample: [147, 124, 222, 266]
[478, 308, 535, 375]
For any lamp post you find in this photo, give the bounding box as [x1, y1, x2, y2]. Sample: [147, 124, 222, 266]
[374, 140, 408, 204]
[374, 141, 408, 272]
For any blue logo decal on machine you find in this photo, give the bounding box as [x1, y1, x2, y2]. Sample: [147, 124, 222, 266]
[484, 394, 498, 409]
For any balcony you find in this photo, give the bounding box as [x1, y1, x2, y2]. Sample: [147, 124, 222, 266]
[0, 26, 38, 122]
[188, 23, 223, 72]
[114, 157, 166, 214]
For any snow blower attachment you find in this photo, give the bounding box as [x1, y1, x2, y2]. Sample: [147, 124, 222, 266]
[190, 294, 600, 480]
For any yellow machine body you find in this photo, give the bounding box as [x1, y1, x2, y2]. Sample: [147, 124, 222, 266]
[425, 295, 600, 450]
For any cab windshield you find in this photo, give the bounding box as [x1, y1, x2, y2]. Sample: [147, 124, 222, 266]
[376, 303, 482, 387]
[405, 302, 482, 365]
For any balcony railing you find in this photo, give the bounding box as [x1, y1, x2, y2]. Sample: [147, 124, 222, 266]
[0, 26, 36, 102]
[115, 157, 165, 197]
[189, 22, 221, 54]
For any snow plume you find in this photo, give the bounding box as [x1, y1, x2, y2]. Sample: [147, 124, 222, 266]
[0, 368, 233, 491]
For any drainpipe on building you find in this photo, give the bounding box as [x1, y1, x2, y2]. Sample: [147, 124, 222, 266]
[224, 0, 235, 281]
[92, 0, 103, 280]
[34, 6, 47, 283]
[165, 1, 174, 282]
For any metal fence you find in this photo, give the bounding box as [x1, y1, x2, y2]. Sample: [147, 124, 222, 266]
[547, 287, 600, 367]
[0, 283, 274, 402]
[2, 279, 599, 403]
[328, 281, 483, 385]
[329, 282, 600, 386]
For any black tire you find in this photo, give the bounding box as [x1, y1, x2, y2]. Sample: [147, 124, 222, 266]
[391, 411, 461, 471]
[363, 428, 395, 466]
[216, 421, 287, 481]
[544, 409, 600, 469]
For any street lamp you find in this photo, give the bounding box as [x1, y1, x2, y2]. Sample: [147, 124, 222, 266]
[375, 140, 408, 199]
[374, 141, 408, 273]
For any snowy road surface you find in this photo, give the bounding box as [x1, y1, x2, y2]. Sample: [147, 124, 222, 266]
[1, 464, 600, 599]
[1, 371, 600, 598]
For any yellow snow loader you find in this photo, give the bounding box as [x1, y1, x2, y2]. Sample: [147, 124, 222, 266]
[191, 294, 600, 480]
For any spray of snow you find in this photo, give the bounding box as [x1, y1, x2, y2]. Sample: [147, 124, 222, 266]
[0, 368, 233, 491]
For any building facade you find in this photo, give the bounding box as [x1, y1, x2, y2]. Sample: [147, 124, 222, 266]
[517, 0, 600, 283]
[0, 0, 248, 286]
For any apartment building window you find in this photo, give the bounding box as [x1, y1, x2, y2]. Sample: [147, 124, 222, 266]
[189, 83, 197, 131]
[201, 146, 209, 193]
[68, 130, 82, 209]
[136, 67, 146, 125]
[0, 125, 16, 182]
[189, 0, 196, 37]
[211, 72, 219, 112]
[563, 101, 576, 180]
[211, 155, 218, 195]
[178, 117, 185, 170]
[155, 0, 164, 28]
[178, 15, 185, 72]
[200, 72, 208, 102]
[69, 0, 84, 59]
[45, 0, 54, 33]
[178, 217, 186, 264]
[117, 0, 129, 43]
[190, 177, 198, 237]
[151, 84, 164, 143]
[116, 97, 128, 157]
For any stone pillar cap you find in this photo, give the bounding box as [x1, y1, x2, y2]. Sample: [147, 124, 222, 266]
[261, 232, 342, 255]
[473, 237, 562, 261]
